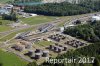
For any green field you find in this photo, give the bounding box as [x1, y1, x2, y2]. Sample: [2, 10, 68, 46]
[0, 17, 14, 25]
[0, 15, 56, 41]
[0, 15, 56, 33]
[0, 50, 28, 66]
[0, 26, 35, 41]
[35, 41, 54, 47]
[0, 17, 14, 32]
[0, 26, 13, 32]
[20, 16, 56, 25]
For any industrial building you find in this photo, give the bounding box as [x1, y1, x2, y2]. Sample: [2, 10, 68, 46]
[0, 8, 9, 15]
[38, 23, 54, 33]
[91, 15, 100, 21]
[48, 44, 67, 53]
[0, 4, 13, 15]
[64, 40, 85, 48]
[25, 49, 49, 60]
[48, 34, 66, 42]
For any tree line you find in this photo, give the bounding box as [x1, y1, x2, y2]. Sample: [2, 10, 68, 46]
[24, 1, 100, 16]
[24, 2, 92, 16]
[64, 21, 100, 43]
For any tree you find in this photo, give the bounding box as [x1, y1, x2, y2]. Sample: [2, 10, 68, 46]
[0, 63, 3, 66]
[10, 8, 14, 15]
[74, 20, 81, 25]
[11, 13, 17, 21]
[1, 8, 17, 21]
[64, 21, 100, 43]
[24, 2, 91, 16]
[93, 58, 100, 66]
[0, 21, 2, 25]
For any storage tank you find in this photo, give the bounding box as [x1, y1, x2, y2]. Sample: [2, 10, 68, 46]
[28, 50, 34, 56]
[58, 47, 62, 52]
[63, 46, 67, 51]
[49, 45, 54, 50]
[54, 46, 58, 52]
[35, 53, 42, 59]
[42, 50, 49, 57]
[35, 49, 42, 53]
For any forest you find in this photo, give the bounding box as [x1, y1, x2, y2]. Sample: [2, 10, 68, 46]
[63, 21, 100, 43]
[24, 2, 92, 16]
[24, 1, 100, 16]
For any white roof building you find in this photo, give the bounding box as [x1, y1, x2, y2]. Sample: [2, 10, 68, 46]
[29, 13, 37, 16]
[0, 8, 9, 15]
[60, 27, 64, 33]
[91, 15, 100, 21]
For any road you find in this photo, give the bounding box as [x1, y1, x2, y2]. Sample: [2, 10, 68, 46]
[64, 12, 100, 27]
[0, 18, 65, 40]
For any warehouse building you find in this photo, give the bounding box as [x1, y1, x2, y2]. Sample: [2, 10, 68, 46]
[91, 15, 100, 22]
